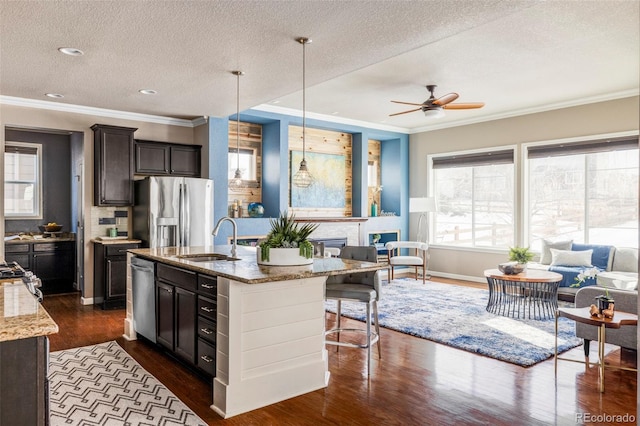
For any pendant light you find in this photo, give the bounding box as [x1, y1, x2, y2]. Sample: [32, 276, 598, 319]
[229, 70, 245, 192]
[292, 37, 313, 188]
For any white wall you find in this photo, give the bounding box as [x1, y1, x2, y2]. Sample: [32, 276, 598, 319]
[410, 96, 640, 281]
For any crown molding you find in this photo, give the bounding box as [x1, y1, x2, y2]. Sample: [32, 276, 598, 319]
[252, 104, 409, 134]
[408, 89, 640, 134]
[0, 96, 197, 128]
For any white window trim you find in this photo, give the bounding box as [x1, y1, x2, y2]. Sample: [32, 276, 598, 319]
[427, 144, 518, 251]
[4, 141, 44, 220]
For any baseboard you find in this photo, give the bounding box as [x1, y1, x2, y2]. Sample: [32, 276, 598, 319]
[392, 269, 485, 284]
[80, 296, 94, 305]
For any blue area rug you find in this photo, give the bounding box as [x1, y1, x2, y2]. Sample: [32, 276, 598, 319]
[325, 278, 581, 367]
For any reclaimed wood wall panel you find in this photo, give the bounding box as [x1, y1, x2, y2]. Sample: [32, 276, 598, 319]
[288, 126, 352, 217]
[227, 121, 263, 215]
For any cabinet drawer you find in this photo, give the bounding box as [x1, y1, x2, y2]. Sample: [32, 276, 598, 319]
[197, 316, 216, 344]
[197, 275, 217, 296]
[5, 243, 30, 253]
[197, 338, 216, 376]
[106, 244, 139, 256]
[197, 296, 216, 321]
[5, 254, 30, 270]
[156, 263, 196, 291]
[33, 242, 73, 252]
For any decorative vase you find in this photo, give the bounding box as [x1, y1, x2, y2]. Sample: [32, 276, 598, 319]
[247, 202, 265, 218]
[595, 295, 615, 314]
[257, 247, 314, 266]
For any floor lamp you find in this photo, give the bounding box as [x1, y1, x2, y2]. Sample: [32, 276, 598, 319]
[409, 197, 437, 244]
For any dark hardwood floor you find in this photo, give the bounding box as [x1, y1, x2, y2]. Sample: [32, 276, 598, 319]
[43, 278, 637, 425]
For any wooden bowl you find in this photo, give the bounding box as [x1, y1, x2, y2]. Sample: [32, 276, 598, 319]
[43, 224, 63, 233]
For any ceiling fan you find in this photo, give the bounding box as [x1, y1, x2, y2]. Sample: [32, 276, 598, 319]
[390, 84, 484, 118]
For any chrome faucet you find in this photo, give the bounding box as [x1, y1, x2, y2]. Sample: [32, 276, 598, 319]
[212, 216, 238, 258]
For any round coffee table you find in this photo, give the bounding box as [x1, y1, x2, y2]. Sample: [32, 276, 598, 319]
[484, 269, 563, 320]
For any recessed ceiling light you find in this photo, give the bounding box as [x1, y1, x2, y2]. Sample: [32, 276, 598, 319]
[271, 100, 281, 104]
[58, 47, 84, 56]
[139, 89, 157, 95]
[331, 111, 339, 115]
[45, 93, 64, 98]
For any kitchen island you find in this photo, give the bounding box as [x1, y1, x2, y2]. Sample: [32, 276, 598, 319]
[0, 277, 59, 425]
[126, 245, 385, 418]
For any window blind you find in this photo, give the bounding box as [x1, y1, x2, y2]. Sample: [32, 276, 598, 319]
[432, 149, 514, 169]
[527, 137, 638, 159]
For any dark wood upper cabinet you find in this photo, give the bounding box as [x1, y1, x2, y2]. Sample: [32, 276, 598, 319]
[135, 140, 201, 177]
[135, 141, 170, 175]
[92, 124, 137, 206]
[170, 144, 201, 177]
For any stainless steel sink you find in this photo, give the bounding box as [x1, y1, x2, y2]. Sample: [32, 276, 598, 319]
[177, 253, 240, 262]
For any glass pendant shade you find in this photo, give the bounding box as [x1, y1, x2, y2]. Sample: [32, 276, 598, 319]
[293, 158, 312, 188]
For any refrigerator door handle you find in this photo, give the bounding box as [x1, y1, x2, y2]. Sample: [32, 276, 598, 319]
[178, 183, 185, 247]
[183, 183, 190, 246]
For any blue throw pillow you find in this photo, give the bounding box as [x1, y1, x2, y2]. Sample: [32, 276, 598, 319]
[571, 243, 613, 270]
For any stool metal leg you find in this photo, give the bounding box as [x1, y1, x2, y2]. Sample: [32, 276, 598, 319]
[373, 300, 381, 359]
[366, 301, 372, 375]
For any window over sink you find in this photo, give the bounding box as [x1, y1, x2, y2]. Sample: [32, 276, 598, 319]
[4, 141, 43, 219]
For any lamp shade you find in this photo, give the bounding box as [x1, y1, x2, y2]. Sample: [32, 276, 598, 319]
[409, 197, 437, 213]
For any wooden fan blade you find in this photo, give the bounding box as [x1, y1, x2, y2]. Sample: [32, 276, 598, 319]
[443, 102, 485, 110]
[433, 92, 459, 106]
[389, 107, 422, 116]
[391, 100, 425, 106]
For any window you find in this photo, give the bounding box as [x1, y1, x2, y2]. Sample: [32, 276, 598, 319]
[4, 142, 43, 218]
[228, 147, 257, 181]
[431, 149, 515, 248]
[527, 136, 638, 250]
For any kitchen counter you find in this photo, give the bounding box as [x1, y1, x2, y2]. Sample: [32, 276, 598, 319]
[126, 244, 386, 419]
[5, 233, 76, 243]
[91, 238, 142, 245]
[0, 279, 59, 342]
[129, 245, 384, 284]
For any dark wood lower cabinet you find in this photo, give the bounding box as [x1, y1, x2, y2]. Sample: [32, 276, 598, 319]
[175, 287, 196, 363]
[5, 241, 75, 294]
[156, 281, 175, 350]
[153, 262, 216, 376]
[94, 243, 140, 309]
[0, 336, 49, 426]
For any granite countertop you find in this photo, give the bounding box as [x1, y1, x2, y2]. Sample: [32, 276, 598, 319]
[129, 245, 386, 284]
[5, 233, 76, 243]
[0, 279, 59, 342]
[91, 238, 142, 245]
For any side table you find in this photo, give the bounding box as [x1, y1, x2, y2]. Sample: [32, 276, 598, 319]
[555, 307, 638, 392]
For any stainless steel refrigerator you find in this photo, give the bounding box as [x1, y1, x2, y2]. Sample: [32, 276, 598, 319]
[133, 176, 214, 248]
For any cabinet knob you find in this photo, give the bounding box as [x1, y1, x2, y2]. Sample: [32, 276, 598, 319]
[200, 355, 214, 363]
[200, 306, 214, 313]
[164, 288, 172, 294]
[200, 328, 213, 335]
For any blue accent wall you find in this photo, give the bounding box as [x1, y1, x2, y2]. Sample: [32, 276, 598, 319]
[207, 109, 409, 245]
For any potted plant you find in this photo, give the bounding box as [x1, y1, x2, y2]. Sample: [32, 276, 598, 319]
[372, 233, 381, 244]
[508, 246, 534, 265]
[499, 246, 534, 274]
[257, 211, 319, 266]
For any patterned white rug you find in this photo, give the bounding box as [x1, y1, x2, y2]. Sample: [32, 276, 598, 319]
[49, 341, 206, 426]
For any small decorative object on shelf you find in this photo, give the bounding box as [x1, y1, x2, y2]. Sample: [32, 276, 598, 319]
[371, 200, 378, 217]
[372, 233, 381, 244]
[247, 202, 265, 218]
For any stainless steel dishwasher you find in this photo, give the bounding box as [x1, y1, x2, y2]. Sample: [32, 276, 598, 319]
[130, 256, 156, 343]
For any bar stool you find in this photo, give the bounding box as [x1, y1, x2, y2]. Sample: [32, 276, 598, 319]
[325, 246, 381, 375]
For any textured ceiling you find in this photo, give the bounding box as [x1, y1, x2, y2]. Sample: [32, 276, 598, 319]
[0, 1, 638, 132]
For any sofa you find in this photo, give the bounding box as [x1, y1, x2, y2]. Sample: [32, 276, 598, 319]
[574, 286, 637, 356]
[527, 241, 638, 300]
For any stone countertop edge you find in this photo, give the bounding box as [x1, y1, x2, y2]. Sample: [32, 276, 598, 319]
[5, 234, 77, 243]
[129, 246, 387, 284]
[0, 280, 59, 342]
[91, 238, 142, 245]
